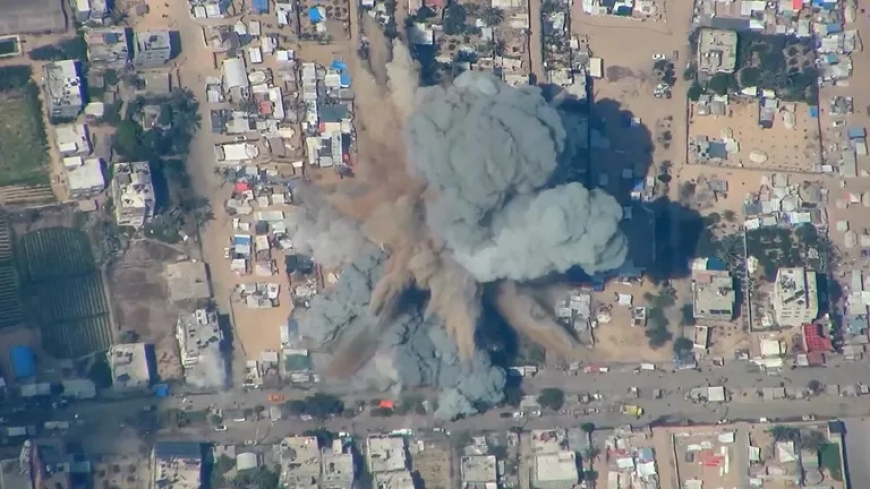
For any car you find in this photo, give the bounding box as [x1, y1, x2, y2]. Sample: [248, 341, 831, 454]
[499, 412, 512, 418]
[214, 424, 227, 431]
[652, 54, 666, 60]
[832, 120, 846, 128]
[802, 415, 817, 421]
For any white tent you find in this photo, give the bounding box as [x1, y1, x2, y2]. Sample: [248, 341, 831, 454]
[223, 58, 248, 89]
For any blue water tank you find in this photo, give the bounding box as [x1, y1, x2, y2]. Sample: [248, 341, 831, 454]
[10, 346, 35, 379]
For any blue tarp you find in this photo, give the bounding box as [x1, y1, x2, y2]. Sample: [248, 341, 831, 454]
[848, 127, 865, 139]
[308, 7, 322, 23]
[10, 346, 35, 379]
[153, 384, 170, 397]
[329, 60, 351, 87]
[251, 0, 268, 13]
[808, 106, 819, 118]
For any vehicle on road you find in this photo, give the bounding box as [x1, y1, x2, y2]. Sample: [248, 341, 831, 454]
[267, 393, 284, 402]
[214, 424, 227, 431]
[832, 120, 846, 128]
[652, 54, 666, 60]
[622, 405, 644, 418]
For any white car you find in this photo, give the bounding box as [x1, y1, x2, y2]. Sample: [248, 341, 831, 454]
[214, 424, 227, 431]
[832, 120, 846, 128]
[652, 54, 666, 60]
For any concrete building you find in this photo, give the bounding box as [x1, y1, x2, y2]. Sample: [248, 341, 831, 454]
[276, 436, 321, 488]
[42, 60, 84, 120]
[696, 28, 738, 75]
[74, 0, 109, 23]
[532, 452, 578, 489]
[0, 458, 31, 489]
[132, 30, 173, 69]
[321, 440, 354, 489]
[151, 442, 202, 489]
[64, 157, 104, 199]
[107, 343, 152, 391]
[176, 309, 221, 369]
[460, 455, 497, 488]
[774, 267, 819, 328]
[373, 471, 415, 489]
[691, 269, 736, 321]
[189, 0, 227, 19]
[0, 0, 66, 36]
[365, 436, 409, 474]
[110, 161, 155, 229]
[85, 27, 132, 69]
[53, 124, 90, 157]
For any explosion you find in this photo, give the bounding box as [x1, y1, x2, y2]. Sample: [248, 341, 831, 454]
[293, 37, 627, 418]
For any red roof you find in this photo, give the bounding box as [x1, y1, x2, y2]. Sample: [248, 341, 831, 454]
[234, 182, 250, 192]
[802, 323, 833, 353]
[792, 0, 802, 10]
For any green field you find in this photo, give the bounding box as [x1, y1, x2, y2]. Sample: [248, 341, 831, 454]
[0, 70, 50, 187]
[18, 227, 112, 358]
[0, 214, 23, 328]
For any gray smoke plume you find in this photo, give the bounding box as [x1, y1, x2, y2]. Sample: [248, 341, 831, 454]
[284, 203, 369, 269]
[184, 349, 227, 389]
[405, 72, 628, 281]
[298, 251, 506, 420]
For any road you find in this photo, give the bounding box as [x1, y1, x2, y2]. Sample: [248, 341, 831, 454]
[527, 0, 546, 82]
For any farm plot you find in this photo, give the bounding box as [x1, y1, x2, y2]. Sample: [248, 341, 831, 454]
[18, 228, 95, 281]
[18, 227, 112, 358]
[0, 67, 50, 188]
[0, 213, 23, 328]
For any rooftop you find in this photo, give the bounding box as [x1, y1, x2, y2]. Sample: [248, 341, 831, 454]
[692, 269, 735, 320]
[53, 124, 90, 155]
[372, 470, 415, 489]
[43, 60, 84, 113]
[177, 308, 221, 366]
[164, 261, 211, 302]
[697, 28, 738, 74]
[135, 30, 172, 52]
[533, 452, 578, 483]
[531, 429, 567, 454]
[460, 455, 497, 483]
[366, 436, 408, 474]
[152, 442, 202, 489]
[108, 343, 152, 390]
[112, 161, 154, 210]
[0, 458, 31, 489]
[84, 27, 131, 66]
[321, 448, 354, 487]
[65, 157, 105, 195]
[277, 436, 321, 487]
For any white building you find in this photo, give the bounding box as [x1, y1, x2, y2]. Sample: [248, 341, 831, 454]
[189, 0, 227, 19]
[151, 442, 202, 489]
[322, 440, 354, 489]
[533, 452, 578, 489]
[111, 161, 154, 229]
[365, 436, 413, 488]
[42, 60, 84, 120]
[176, 309, 221, 369]
[53, 124, 90, 157]
[85, 27, 132, 69]
[276, 436, 321, 488]
[373, 471, 415, 489]
[773, 267, 819, 328]
[133, 30, 173, 69]
[64, 157, 104, 199]
[108, 343, 152, 391]
[75, 0, 109, 23]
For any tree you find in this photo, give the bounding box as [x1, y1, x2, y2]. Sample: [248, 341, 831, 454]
[807, 379, 823, 394]
[443, 3, 468, 35]
[673, 337, 694, 354]
[231, 466, 278, 489]
[707, 73, 733, 95]
[304, 393, 343, 418]
[801, 430, 827, 451]
[687, 81, 704, 101]
[722, 210, 736, 222]
[480, 6, 504, 26]
[581, 422, 596, 435]
[537, 388, 565, 410]
[769, 425, 800, 442]
[583, 446, 601, 462]
[87, 356, 113, 388]
[113, 120, 150, 161]
[739, 66, 762, 87]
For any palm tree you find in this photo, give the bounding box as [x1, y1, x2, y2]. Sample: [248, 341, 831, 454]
[800, 430, 827, 451]
[769, 425, 800, 442]
[480, 6, 505, 26]
[481, 39, 506, 57]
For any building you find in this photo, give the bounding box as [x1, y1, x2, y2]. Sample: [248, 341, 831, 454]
[365, 436, 409, 474]
[132, 30, 173, 69]
[276, 436, 320, 488]
[0, 0, 66, 36]
[151, 442, 202, 489]
[176, 309, 221, 369]
[110, 161, 155, 229]
[460, 455, 497, 488]
[773, 267, 819, 328]
[696, 28, 738, 75]
[164, 261, 212, 302]
[0, 458, 31, 489]
[74, 0, 109, 23]
[189, 0, 227, 19]
[691, 269, 736, 320]
[59, 379, 96, 399]
[108, 343, 152, 391]
[53, 124, 91, 157]
[373, 471, 415, 489]
[533, 452, 578, 489]
[64, 157, 105, 199]
[42, 60, 84, 120]
[85, 27, 132, 70]
[321, 441, 354, 489]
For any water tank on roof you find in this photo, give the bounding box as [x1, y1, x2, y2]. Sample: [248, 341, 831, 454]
[9, 346, 35, 379]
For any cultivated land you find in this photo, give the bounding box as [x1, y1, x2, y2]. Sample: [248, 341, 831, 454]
[0, 83, 50, 187]
[18, 227, 112, 358]
[0, 213, 23, 328]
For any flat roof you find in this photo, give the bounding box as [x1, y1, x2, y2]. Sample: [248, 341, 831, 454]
[277, 436, 321, 484]
[108, 343, 152, 389]
[53, 124, 90, 155]
[372, 470, 415, 489]
[534, 452, 578, 483]
[366, 436, 408, 473]
[460, 455, 497, 483]
[697, 28, 738, 74]
[66, 157, 104, 193]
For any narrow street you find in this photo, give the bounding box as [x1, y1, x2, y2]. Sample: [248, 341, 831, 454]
[527, 0, 546, 83]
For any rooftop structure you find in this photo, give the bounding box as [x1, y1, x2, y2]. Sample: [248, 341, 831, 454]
[691, 269, 735, 321]
[133, 30, 173, 69]
[85, 28, 132, 69]
[372, 471, 415, 489]
[0, 0, 66, 36]
[164, 261, 211, 302]
[460, 455, 497, 485]
[773, 267, 819, 328]
[42, 60, 84, 120]
[365, 436, 409, 474]
[189, 0, 227, 19]
[321, 441, 354, 489]
[697, 28, 738, 75]
[276, 436, 321, 488]
[74, 0, 109, 22]
[53, 124, 90, 157]
[108, 343, 152, 391]
[110, 161, 154, 229]
[531, 429, 568, 454]
[151, 442, 202, 489]
[176, 309, 221, 369]
[64, 156, 105, 200]
[533, 452, 578, 489]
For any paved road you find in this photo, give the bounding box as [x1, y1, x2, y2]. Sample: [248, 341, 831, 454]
[527, 0, 546, 82]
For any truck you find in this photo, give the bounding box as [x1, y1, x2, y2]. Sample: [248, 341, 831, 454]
[622, 405, 644, 418]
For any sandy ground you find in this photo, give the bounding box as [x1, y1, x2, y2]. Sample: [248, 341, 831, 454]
[688, 100, 821, 172]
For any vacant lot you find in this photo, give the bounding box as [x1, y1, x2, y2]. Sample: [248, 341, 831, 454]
[18, 227, 112, 358]
[0, 67, 49, 187]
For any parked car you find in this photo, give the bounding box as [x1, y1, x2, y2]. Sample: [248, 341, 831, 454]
[832, 119, 846, 128]
[652, 53, 666, 60]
